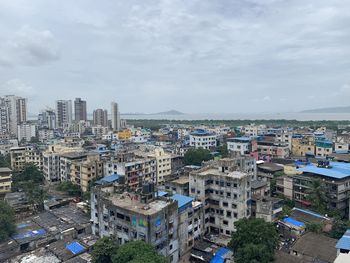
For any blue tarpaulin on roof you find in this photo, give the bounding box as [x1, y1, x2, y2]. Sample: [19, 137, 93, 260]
[210, 247, 231, 263]
[282, 217, 305, 228]
[12, 229, 46, 240]
[66, 242, 85, 255]
[336, 229, 350, 250]
[95, 174, 120, 185]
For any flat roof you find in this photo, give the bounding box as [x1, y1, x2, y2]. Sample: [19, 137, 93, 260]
[171, 194, 193, 210]
[0, 167, 12, 172]
[198, 168, 247, 179]
[298, 162, 350, 179]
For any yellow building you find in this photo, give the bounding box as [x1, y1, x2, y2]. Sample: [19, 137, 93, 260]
[10, 145, 43, 171]
[291, 136, 315, 157]
[118, 129, 132, 141]
[70, 154, 104, 192]
[0, 167, 12, 195]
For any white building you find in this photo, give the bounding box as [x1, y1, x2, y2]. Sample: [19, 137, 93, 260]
[92, 125, 109, 139]
[227, 137, 252, 155]
[38, 109, 56, 130]
[3, 95, 27, 136]
[189, 130, 217, 150]
[38, 129, 55, 142]
[0, 98, 10, 135]
[17, 123, 36, 142]
[148, 148, 172, 184]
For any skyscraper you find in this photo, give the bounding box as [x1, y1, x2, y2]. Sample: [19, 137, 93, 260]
[74, 98, 87, 122]
[38, 109, 56, 130]
[3, 95, 27, 136]
[56, 100, 72, 128]
[0, 98, 10, 135]
[93, 109, 108, 127]
[111, 101, 120, 131]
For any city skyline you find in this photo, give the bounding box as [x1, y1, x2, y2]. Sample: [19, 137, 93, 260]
[1, 0, 350, 114]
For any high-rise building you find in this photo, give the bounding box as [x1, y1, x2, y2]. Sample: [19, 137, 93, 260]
[0, 98, 10, 135]
[3, 95, 27, 136]
[38, 109, 56, 130]
[17, 123, 37, 142]
[93, 109, 108, 127]
[74, 98, 87, 122]
[111, 101, 120, 131]
[56, 100, 72, 128]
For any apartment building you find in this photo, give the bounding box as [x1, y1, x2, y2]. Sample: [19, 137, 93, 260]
[70, 154, 104, 192]
[56, 100, 72, 128]
[189, 158, 253, 236]
[315, 140, 333, 157]
[257, 140, 290, 159]
[38, 109, 56, 130]
[3, 95, 27, 136]
[17, 123, 36, 142]
[118, 130, 132, 141]
[291, 134, 315, 157]
[43, 144, 83, 183]
[74, 98, 87, 122]
[91, 125, 109, 139]
[242, 124, 267, 137]
[227, 137, 254, 155]
[0, 98, 10, 135]
[59, 152, 88, 181]
[148, 148, 172, 184]
[91, 182, 180, 262]
[38, 129, 55, 142]
[0, 167, 12, 195]
[334, 135, 350, 153]
[93, 109, 108, 127]
[10, 145, 43, 171]
[189, 130, 217, 150]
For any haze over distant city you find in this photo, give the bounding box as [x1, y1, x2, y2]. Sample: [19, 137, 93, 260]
[0, 0, 350, 114]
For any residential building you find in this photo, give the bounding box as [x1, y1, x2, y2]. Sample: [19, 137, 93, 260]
[10, 145, 43, 171]
[0, 139, 18, 155]
[164, 176, 189, 196]
[189, 130, 217, 150]
[17, 123, 36, 142]
[257, 140, 289, 159]
[227, 137, 254, 155]
[148, 148, 172, 184]
[74, 98, 87, 122]
[0, 167, 12, 195]
[91, 182, 180, 262]
[0, 98, 10, 135]
[189, 158, 254, 236]
[56, 100, 72, 128]
[111, 101, 120, 131]
[38, 129, 55, 142]
[335, 135, 350, 153]
[38, 109, 56, 130]
[59, 152, 88, 182]
[70, 154, 104, 192]
[118, 129, 132, 141]
[92, 125, 109, 139]
[93, 109, 108, 127]
[315, 139, 333, 157]
[3, 95, 27, 136]
[43, 144, 83, 183]
[242, 124, 267, 137]
[291, 134, 315, 157]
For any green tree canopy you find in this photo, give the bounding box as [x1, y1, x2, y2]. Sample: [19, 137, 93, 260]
[228, 218, 278, 263]
[57, 181, 82, 197]
[0, 154, 11, 168]
[307, 179, 328, 214]
[234, 243, 272, 263]
[331, 218, 350, 239]
[112, 241, 167, 263]
[91, 236, 119, 263]
[0, 201, 16, 241]
[184, 148, 213, 166]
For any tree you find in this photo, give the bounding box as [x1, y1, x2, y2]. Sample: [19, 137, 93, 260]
[0, 154, 11, 168]
[306, 222, 322, 233]
[235, 243, 272, 263]
[112, 241, 167, 263]
[12, 163, 44, 189]
[218, 143, 229, 158]
[57, 181, 82, 197]
[0, 201, 16, 241]
[184, 148, 213, 166]
[228, 218, 277, 263]
[331, 218, 350, 239]
[91, 236, 119, 263]
[307, 179, 328, 214]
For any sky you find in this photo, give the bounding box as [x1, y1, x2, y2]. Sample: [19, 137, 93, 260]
[0, 0, 350, 115]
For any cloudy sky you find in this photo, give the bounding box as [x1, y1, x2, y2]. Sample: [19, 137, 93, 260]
[0, 0, 349, 114]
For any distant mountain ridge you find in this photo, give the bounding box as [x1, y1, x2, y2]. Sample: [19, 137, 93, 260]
[301, 106, 350, 113]
[154, 110, 184, 115]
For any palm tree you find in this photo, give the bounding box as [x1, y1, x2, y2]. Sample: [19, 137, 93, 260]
[307, 179, 327, 213]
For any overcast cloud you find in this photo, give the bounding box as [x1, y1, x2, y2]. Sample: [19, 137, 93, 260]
[0, 0, 349, 114]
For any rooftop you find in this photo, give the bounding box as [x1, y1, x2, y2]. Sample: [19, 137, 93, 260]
[0, 167, 12, 172]
[197, 168, 247, 179]
[95, 174, 120, 185]
[170, 194, 193, 212]
[297, 162, 350, 179]
[336, 229, 350, 250]
[191, 130, 215, 136]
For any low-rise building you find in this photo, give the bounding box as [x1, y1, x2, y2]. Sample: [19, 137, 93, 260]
[0, 167, 12, 195]
[10, 145, 43, 171]
[189, 130, 217, 150]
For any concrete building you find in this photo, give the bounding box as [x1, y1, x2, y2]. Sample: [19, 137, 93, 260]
[3, 95, 27, 136]
[93, 109, 108, 127]
[43, 144, 83, 183]
[0, 98, 10, 135]
[56, 100, 72, 128]
[91, 125, 109, 139]
[17, 122, 36, 142]
[189, 130, 217, 150]
[148, 148, 172, 184]
[189, 158, 254, 236]
[91, 182, 180, 262]
[111, 101, 120, 131]
[257, 140, 290, 159]
[10, 145, 43, 171]
[74, 98, 87, 122]
[0, 167, 12, 195]
[70, 154, 104, 192]
[0, 139, 18, 155]
[242, 124, 267, 137]
[59, 152, 88, 182]
[38, 109, 56, 130]
[227, 137, 253, 155]
[315, 140, 333, 157]
[335, 135, 350, 153]
[38, 129, 55, 142]
[164, 176, 189, 196]
[291, 134, 315, 157]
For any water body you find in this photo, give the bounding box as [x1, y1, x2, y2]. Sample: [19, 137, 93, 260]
[121, 113, 350, 121]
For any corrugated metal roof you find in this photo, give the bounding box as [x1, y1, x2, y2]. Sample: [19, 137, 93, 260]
[298, 162, 350, 179]
[336, 229, 350, 250]
[171, 194, 193, 210]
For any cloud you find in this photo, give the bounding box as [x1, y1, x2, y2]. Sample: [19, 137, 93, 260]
[2, 79, 33, 94]
[0, 26, 60, 67]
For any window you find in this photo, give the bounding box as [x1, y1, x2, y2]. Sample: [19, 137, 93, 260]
[226, 182, 231, 187]
[226, 230, 231, 235]
[227, 192, 231, 197]
[227, 211, 232, 217]
[223, 220, 228, 225]
[223, 202, 228, 207]
[232, 203, 237, 209]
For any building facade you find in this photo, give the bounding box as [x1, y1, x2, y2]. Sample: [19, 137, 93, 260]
[56, 100, 72, 128]
[74, 98, 87, 122]
[93, 109, 108, 127]
[111, 101, 120, 131]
